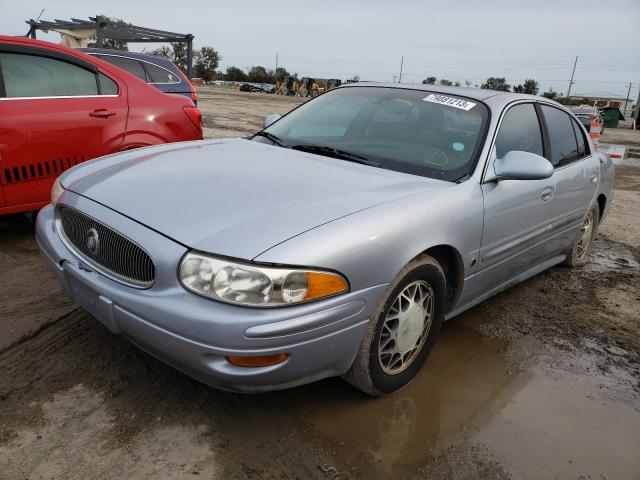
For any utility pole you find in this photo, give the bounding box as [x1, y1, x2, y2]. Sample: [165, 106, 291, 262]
[567, 56, 578, 98]
[393, 75, 397, 83]
[399, 56, 404, 83]
[624, 82, 632, 113]
[275, 52, 278, 72]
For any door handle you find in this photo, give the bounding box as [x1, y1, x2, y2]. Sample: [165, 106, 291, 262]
[590, 172, 599, 184]
[89, 109, 116, 118]
[541, 187, 553, 202]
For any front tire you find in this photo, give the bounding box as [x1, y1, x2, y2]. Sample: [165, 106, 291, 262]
[342, 255, 446, 396]
[563, 204, 599, 267]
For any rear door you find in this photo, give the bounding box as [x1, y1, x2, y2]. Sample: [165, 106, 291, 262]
[477, 102, 556, 292]
[539, 104, 600, 254]
[0, 45, 128, 211]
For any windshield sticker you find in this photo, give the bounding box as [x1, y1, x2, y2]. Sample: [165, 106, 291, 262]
[423, 147, 448, 166]
[452, 142, 465, 152]
[423, 94, 477, 111]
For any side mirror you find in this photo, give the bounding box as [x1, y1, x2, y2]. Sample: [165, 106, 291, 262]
[492, 150, 553, 181]
[263, 113, 281, 129]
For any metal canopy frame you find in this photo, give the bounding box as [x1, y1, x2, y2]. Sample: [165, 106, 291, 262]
[25, 16, 194, 78]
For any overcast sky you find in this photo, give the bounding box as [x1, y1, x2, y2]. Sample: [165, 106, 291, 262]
[3, 0, 639, 100]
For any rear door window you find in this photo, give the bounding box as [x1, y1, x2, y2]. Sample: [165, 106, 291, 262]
[97, 55, 147, 81]
[495, 103, 544, 158]
[541, 105, 580, 167]
[144, 62, 181, 84]
[571, 117, 588, 158]
[0, 52, 98, 97]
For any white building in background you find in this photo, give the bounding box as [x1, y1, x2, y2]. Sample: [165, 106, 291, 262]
[568, 90, 634, 115]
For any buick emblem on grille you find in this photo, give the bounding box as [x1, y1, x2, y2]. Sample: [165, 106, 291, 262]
[86, 228, 100, 255]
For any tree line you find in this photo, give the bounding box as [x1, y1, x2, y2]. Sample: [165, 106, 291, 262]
[89, 20, 586, 106]
[146, 43, 296, 84]
[422, 76, 587, 105]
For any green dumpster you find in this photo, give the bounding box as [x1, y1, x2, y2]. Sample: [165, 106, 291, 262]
[601, 107, 624, 128]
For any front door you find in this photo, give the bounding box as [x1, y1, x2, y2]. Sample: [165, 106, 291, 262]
[477, 103, 556, 295]
[0, 46, 127, 212]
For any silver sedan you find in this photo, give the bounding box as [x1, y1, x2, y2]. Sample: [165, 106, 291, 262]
[36, 84, 614, 396]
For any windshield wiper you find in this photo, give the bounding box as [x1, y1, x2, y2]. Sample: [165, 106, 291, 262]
[253, 131, 289, 148]
[291, 144, 380, 167]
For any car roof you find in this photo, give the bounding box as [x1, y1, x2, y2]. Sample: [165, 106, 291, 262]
[339, 82, 563, 110]
[0, 35, 95, 58]
[0, 35, 174, 93]
[80, 48, 181, 72]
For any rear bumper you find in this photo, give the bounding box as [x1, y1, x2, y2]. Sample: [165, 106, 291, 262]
[36, 201, 385, 392]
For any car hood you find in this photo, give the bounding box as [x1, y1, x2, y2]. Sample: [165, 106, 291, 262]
[62, 139, 450, 259]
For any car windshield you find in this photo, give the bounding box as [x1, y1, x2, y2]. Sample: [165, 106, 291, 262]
[262, 86, 489, 181]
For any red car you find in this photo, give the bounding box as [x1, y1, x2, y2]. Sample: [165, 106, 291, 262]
[0, 36, 203, 216]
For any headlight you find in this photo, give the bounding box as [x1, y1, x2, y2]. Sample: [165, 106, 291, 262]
[51, 177, 65, 205]
[179, 252, 348, 307]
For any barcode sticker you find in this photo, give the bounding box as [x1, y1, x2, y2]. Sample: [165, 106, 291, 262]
[423, 94, 477, 111]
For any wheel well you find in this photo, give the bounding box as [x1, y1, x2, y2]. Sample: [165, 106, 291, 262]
[597, 194, 607, 220]
[420, 245, 464, 313]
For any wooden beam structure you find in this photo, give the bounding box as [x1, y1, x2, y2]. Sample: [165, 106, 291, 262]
[25, 16, 195, 78]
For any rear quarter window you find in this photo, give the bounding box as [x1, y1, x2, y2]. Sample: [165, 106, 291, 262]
[144, 62, 180, 84]
[98, 73, 119, 95]
[571, 117, 589, 158]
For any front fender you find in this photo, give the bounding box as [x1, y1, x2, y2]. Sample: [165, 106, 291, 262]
[254, 181, 483, 293]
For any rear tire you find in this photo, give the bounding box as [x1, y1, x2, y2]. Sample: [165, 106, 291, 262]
[342, 255, 446, 396]
[563, 204, 599, 267]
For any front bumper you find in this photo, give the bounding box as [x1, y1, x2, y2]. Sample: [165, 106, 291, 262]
[36, 197, 386, 392]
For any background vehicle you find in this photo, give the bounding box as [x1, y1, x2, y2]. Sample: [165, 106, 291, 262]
[277, 78, 342, 97]
[276, 76, 299, 96]
[323, 78, 342, 92]
[0, 36, 203, 216]
[298, 77, 319, 97]
[81, 48, 198, 105]
[239, 83, 267, 93]
[568, 104, 604, 133]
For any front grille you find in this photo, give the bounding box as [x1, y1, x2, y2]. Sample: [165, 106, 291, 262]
[57, 205, 155, 288]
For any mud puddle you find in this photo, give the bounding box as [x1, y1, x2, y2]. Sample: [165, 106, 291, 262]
[586, 240, 640, 273]
[285, 319, 640, 479]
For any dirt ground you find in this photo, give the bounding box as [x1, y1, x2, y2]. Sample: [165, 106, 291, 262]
[1, 86, 639, 480]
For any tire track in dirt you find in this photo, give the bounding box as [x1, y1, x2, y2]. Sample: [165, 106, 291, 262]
[0, 309, 349, 479]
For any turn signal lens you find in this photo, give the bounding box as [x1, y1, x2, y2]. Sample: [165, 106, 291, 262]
[281, 271, 348, 303]
[305, 271, 349, 300]
[227, 353, 289, 368]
